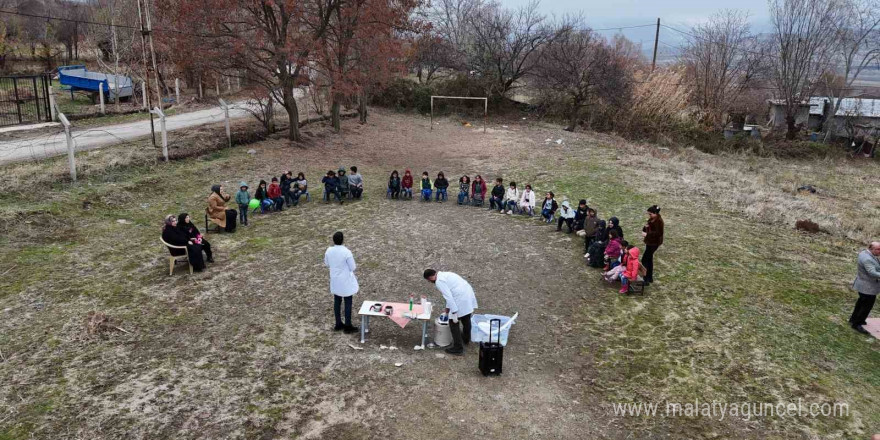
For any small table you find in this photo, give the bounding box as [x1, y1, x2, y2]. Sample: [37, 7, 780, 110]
[357, 300, 433, 346]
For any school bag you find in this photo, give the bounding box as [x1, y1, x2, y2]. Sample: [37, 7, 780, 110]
[587, 241, 606, 268]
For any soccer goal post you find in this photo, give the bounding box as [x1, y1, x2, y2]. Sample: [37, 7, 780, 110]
[430, 95, 488, 133]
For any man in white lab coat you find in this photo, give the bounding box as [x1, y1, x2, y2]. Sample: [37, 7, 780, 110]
[324, 231, 359, 333]
[423, 269, 478, 355]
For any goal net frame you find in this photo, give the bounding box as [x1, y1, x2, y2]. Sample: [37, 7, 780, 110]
[430, 95, 488, 133]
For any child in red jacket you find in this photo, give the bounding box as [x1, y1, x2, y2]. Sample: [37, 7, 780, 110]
[268, 177, 284, 211]
[620, 245, 641, 294]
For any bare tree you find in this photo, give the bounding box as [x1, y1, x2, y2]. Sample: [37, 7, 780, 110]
[409, 32, 457, 84]
[769, 0, 842, 140]
[821, 0, 880, 140]
[420, 0, 482, 68]
[467, 0, 549, 98]
[534, 17, 606, 131]
[682, 10, 768, 130]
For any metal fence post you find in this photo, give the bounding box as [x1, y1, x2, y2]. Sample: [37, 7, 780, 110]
[227, 77, 231, 93]
[175, 78, 180, 104]
[58, 112, 75, 181]
[99, 86, 105, 114]
[150, 106, 168, 161]
[219, 98, 231, 148]
[215, 78, 220, 97]
[48, 86, 57, 122]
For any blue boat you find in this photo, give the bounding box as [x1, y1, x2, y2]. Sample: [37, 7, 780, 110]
[57, 65, 133, 102]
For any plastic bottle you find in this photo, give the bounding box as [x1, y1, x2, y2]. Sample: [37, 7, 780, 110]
[409, 294, 414, 312]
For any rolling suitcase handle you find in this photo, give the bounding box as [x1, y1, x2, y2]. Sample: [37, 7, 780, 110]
[489, 318, 501, 345]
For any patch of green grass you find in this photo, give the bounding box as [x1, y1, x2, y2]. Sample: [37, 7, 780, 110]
[533, 137, 880, 437]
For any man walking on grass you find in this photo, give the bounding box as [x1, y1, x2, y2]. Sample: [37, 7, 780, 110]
[850, 241, 880, 335]
[324, 231, 359, 334]
[423, 269, 478, 355]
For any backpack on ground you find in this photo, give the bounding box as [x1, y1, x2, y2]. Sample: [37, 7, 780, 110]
[587, 240, 606, 268]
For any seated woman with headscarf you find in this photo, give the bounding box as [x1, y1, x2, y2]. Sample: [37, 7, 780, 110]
[178, 213, 214, 263]
[162, 214, 206, 272]
[206, 184, 236, 232]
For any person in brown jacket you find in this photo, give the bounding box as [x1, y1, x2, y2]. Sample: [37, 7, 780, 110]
[641, 205, 664, 284]
[206, 184, 236, 232]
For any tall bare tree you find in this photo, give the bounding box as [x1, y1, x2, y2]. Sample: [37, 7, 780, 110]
[467, 0, 549, 98]
[682, 10, 767, 129]
[535, 17, 608, 131]
[821, 0, 880, 140]
[420, 0, 482, 68]
[769, 0, 841, 140]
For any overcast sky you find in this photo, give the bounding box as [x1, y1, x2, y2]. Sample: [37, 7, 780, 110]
[498, 0, 773, 57]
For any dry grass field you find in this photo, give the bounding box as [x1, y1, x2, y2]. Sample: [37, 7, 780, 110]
[0, 109, 878, 439]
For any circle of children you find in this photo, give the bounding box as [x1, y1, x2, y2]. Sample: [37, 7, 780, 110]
[162, 167, 665, 294]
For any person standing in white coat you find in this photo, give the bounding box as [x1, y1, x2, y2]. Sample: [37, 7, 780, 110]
[324, 231, 359, 333]
[423, 269, 478, 355]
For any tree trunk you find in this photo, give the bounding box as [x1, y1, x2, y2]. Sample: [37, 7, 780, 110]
[564, 105, 579, 132]
[266, 99, 275, 134]
[358, 92, 367, 124]
[785, 114, 797, 140]
[331, 97, 341, 132]
[282, 86, 301, 141]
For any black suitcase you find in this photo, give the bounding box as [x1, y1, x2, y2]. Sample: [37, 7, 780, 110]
[479, 318, 504, 376]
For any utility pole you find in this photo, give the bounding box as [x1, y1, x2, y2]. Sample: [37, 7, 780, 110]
[143, 0, 164, 110]
[110, 1, 120, 113]
[137, 0, 156, 146]
[651, 17, 660, 72]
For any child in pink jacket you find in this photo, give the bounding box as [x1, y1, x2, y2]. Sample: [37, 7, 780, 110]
[603, 229, 623, 270]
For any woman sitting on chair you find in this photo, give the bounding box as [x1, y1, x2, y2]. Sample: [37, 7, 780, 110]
[178, 213, 214, 263]
[162, 215, 205, 272]
[207, 184, 236, 232]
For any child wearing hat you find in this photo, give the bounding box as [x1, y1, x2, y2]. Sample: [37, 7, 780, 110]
[235, 182, 251, 226]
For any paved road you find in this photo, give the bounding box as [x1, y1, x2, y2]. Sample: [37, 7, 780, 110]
[0, 102, 258, 164]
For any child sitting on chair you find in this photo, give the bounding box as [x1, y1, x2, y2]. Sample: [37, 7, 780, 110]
[434, 172, 449, 202]
[603, 229, 623, 271]
[471, 175, 487, 206]
[402, 169, 414, 199]
[388, 170, 401, 199]
[420, 172, 433, 202]
[457, 175, 471, 205]
[519, 184, 536, 216]
[619, 244, 641, 294]
[268, 177, 284, 211]
[541, 192, 558, 223]
[254, 180, 272, 213]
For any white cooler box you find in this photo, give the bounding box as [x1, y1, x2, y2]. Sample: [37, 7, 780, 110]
[469, 313, 517, 347]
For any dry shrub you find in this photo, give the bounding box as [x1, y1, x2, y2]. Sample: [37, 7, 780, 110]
[0, 145, 155, 197]
[795, 219, 821, 233]
[619, 68, 693, 136]
[619, 140, 880, 244]
[84, 311, 125, 338]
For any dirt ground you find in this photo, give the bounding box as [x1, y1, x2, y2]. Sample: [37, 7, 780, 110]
[1, 108, 878, 439]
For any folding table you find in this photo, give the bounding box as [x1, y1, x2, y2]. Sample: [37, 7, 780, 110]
[357, 300, 433, 346]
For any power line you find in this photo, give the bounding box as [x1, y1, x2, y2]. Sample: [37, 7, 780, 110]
[590, 23, 657, 32]
[661, 24, 767, 57]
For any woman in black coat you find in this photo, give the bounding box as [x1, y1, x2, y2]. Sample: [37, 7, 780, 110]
[178, 213, 214, 263]
[162, 214, 206, 271]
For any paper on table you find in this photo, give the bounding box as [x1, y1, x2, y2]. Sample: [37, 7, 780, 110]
[384, 303, 425, 328]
